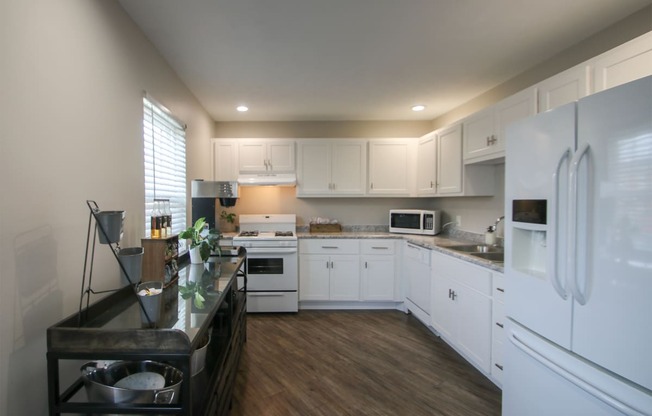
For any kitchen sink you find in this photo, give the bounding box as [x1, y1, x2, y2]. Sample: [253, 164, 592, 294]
[446, 244, 502, 253]
[469, 252, 504, 263]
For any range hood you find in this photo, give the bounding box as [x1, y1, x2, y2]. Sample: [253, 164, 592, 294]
[237, 173, 297, 187]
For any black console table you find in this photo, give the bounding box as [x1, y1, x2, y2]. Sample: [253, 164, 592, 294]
[47, 254, 247, 415]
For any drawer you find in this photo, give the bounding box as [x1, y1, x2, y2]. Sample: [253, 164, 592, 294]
[492, 272, 505, 303]
[405, 242, 430, 265]
[434, 251, 492, 296]
[361, 239, 396, 255]
[300, 239, 360, 254]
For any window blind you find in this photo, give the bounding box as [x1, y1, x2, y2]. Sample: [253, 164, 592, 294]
[143, 96, 187, 248]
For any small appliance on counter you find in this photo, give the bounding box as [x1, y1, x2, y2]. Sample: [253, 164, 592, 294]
[191, 179, 238, 231]
[389, 209, 441, 235]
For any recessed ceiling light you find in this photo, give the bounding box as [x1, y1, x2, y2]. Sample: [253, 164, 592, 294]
[236, 105, 249, 112]
[411, 105, 426, 112]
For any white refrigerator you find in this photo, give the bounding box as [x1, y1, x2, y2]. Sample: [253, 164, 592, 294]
[503, 75, 652, 415]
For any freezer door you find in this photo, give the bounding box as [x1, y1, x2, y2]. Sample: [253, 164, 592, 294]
[504, 103, 576, 348]
[503, 320, 652, 416]
[571, 75, 652, 391]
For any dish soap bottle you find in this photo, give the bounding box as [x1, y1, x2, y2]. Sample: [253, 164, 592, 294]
[484, 227, 496, 245]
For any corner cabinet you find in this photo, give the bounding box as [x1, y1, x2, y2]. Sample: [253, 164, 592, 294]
[360, 240, 397, 301]
[211, 139, 239, 181]
[47, 256, 247, 416]
[430, 250, 492, 374]
[368, 138, 416, 196]
[297, 139, 367, 196]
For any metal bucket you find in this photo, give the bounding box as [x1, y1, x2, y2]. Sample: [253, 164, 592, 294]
[136, 281, 163, 328]
[118, 247, 144, 286]
[81, 360, 183, 405]
[96, 211, 125, 244]
[191, 333, 211, 376]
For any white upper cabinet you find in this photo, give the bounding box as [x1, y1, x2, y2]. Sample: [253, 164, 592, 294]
[416, 132, 437, 196]
[537, 64, 590, 112]
[211, 139, 239, 181]
[368, 138, 416, 196]
[297, 139, 366, 197]
[238, 139, 295, 173]
[436, 124, 463, 195]
[463, 87, 537, 164]
[591, 31, 652, 93]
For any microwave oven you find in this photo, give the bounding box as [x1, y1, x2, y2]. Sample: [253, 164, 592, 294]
[389, 209, 441, 235]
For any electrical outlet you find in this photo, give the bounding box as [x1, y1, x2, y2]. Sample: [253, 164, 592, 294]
[455, 215, 462, 227]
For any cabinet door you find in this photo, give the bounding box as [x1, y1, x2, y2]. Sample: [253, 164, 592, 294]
[417, 133, 437, 196]
[431, 273, 456, 340]
[238, 141, 268, 172]
[436, 124, 463, 195]
[329, 255, 360, 301]
[297, 140, 332, 195]
[368, 139, 414, 195]
[455, 282, 492, 373]
[591, 31, 652, 93]
[495, 87, 537, 153]
[268, 140, 295, 172]
[331, 140, 366, 195]
[299, 254, 330, 300]
[361, 255, 395, 301]
[538, 64, 590, 112]
[212, 139, 239, 181]
[462, 107, 495, 162]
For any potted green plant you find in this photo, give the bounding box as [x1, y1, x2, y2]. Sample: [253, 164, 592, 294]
[219, 210, 237, 233]
[179, 217, 221, 263]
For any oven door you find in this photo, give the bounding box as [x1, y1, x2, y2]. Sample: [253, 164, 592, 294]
[244, 247, 298, 291]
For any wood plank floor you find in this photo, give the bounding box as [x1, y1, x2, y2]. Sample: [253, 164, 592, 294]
[230, 310, 501, 416]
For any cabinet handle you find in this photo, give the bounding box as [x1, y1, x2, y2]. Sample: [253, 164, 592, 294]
[330, 261, 334, 268]
[371, 246, 389, 250]
[326, 261, 330, 269]
[430, 181, 434, 188]
[332, 183, 335, 190]
[451, 291, 457, 300]
[365, 261, 368, 268]
[448, 288, 453, 299]
[495, 363, 503, 371]
[496, 322, 504, 328]
[321, 246, 338, 249]
[370, 182, 374, 189]
[496, 287, 505, 293]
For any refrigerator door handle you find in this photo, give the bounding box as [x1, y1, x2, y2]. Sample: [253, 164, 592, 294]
[509, 326, 649, 416]
[568, 143, 590, 306]
[549, 148, 571, 300]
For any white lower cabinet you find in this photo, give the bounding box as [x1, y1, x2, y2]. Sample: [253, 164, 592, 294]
[360, 240, 397, 301]
[299, 239, 360, 301]
[430, 251, 493, 374]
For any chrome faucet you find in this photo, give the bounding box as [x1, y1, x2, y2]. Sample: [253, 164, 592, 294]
[487, 216, 504, 233]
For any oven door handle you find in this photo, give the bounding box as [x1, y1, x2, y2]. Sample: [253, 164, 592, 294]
[244, 247, 298, 254]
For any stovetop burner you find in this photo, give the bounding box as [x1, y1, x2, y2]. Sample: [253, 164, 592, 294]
[275, 231, 294, 237]
[238, 231, 259, 237]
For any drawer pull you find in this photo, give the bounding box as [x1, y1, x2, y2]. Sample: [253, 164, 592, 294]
[496, 287, 505, 293]
[495, 363, 503, 371]
[321, 246, 339, 249]
[371, 246, 389, 250]
[495, 322, 504, 328]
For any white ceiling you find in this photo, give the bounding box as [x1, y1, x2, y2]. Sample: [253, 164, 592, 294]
[119, 0, 652, 122]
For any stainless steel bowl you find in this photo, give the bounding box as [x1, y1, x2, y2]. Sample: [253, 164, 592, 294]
[81, 360, 183, 405]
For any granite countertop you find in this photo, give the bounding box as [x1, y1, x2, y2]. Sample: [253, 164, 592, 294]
[221, 228, 504, 272]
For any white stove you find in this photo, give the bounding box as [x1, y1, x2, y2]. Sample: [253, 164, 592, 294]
[234, 214, 298, 313]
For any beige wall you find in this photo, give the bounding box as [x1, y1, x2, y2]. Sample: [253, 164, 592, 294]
[214, 6, 652, 236]
[431, 5, 652, 129]
[0, 1, 214, 414]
